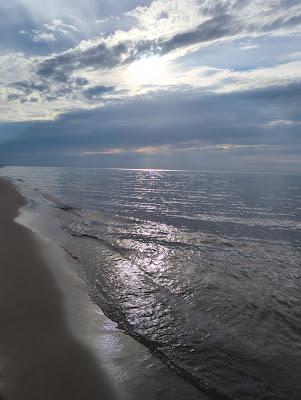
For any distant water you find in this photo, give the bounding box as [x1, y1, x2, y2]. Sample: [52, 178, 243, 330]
[2, 167, 301, 400]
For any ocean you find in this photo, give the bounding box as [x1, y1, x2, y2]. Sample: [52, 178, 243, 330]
[2, 166, 301, 400]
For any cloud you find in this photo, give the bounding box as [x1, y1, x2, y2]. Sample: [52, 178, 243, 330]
[23, 0, 299, 89]
[44, 19, 79, 33]
[9, 80, 48, 95]
[1, 0, 301, 163]
[36, 41, 128, 83]
[7, 93, 22, 101]
[32, 32, 56, 43]
[159, 14, 239, 54]
[83, 85, 115, 100]
[21, 18, 81, 44]
[1, 77, 300, 171]
[266, 119, 301, 127]
[2, 54, 300, 122]
[1, 82, 300, 158]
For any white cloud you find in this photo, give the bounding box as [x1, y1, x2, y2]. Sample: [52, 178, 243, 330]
[20, 18, 80, 44]
[240, 44, 260, 51]
[2, 0, 301, 122]
[44, 19, 79, 33]
[266, 119, 301, 127]
[32, 32, 56, 43]
[126, 0, 204, 40]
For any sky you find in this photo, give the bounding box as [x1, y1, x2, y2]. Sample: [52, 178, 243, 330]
[0, 0, 300, 172]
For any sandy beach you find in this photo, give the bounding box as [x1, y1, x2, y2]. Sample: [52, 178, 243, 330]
[0, 177, 204, 400]
[0, 178, 118, 399]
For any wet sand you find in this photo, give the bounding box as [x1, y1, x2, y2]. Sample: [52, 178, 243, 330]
[0, 178, 205, 400]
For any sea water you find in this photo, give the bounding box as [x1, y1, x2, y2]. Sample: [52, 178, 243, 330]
[2, 167, 301, 400]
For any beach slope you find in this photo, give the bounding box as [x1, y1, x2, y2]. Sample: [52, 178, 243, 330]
[0, 178, 116, 400]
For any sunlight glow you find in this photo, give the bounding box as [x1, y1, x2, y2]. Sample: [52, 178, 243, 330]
[126, 56, 169, 86]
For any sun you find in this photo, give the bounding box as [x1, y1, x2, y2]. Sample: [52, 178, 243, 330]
[126, 56, 168, 86]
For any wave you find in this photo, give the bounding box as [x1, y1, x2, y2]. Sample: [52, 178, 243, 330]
[2, 167, 300, 400]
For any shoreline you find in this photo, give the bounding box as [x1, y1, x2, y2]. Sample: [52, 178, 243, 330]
[0, 177, 116, 399]
[0, 177, 205, 400]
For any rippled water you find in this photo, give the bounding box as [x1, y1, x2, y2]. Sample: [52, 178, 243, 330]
[2, 167, 301, 400]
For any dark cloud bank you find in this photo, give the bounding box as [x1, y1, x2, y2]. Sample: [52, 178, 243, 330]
[1, 83, 300, 172]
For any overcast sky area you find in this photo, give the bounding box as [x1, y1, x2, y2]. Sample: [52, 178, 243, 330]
[0, 0, 300, 171]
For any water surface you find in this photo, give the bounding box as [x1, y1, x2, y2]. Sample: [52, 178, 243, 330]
[2, 167, 301, 400]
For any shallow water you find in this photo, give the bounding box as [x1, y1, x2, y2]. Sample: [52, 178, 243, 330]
[2, 167, 301, 400]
